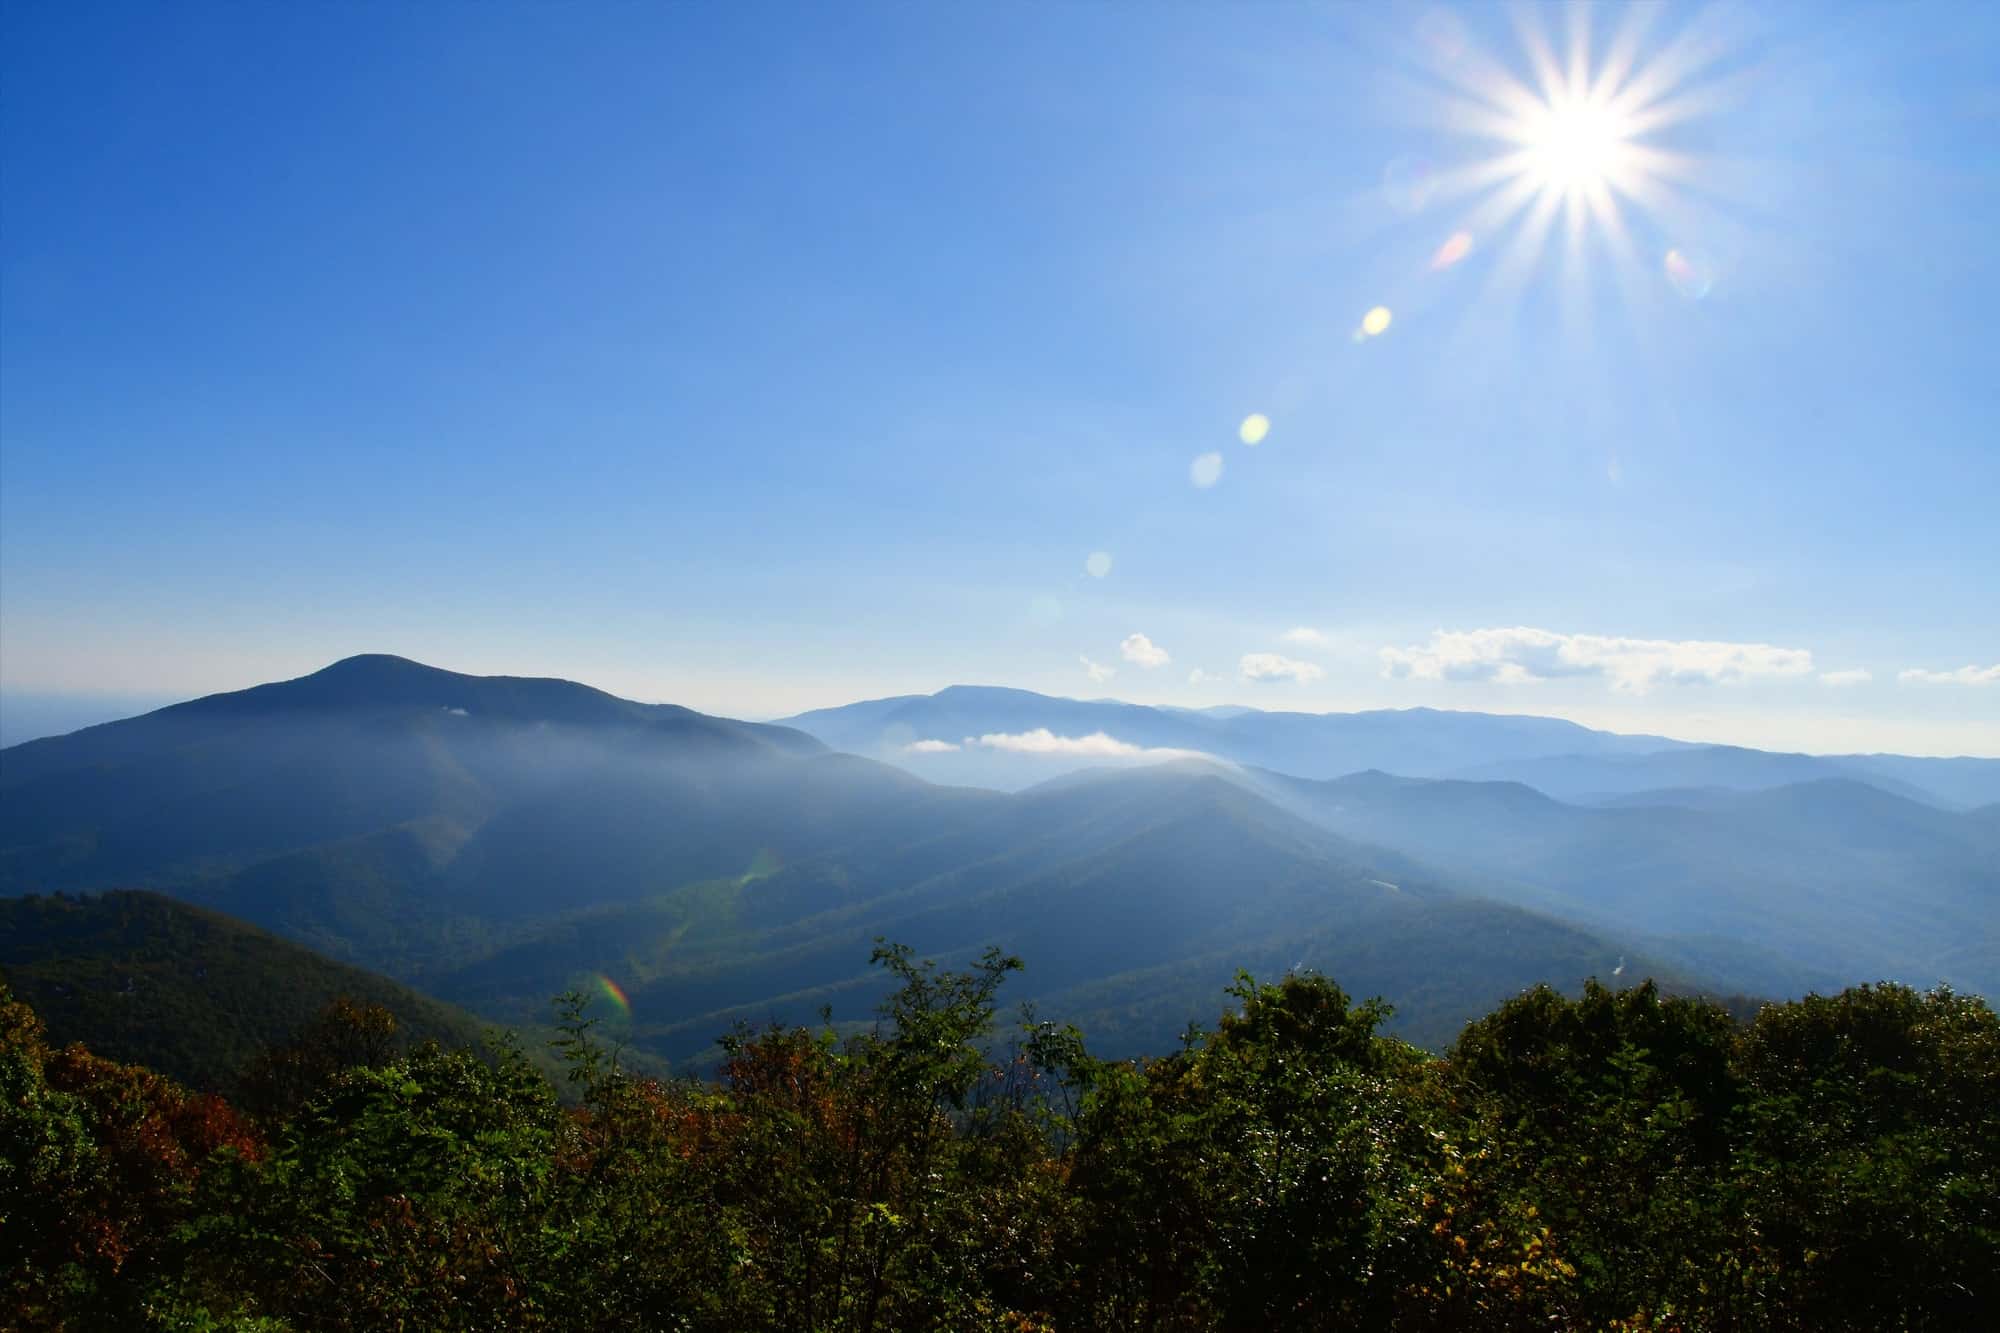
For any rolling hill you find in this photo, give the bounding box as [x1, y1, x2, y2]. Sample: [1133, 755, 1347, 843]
[0, 889, 497, 1095]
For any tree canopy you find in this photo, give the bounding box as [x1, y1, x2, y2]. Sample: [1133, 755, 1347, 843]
[3, 950, 1994, 1331]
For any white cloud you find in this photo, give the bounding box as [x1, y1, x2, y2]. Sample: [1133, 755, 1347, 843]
[1240, 652, 1325, 683]
[1079, 654, 1117, 684]
[1120, 632, 1171, 669]
[1279, 627, 1329, 647]
[1898, 663, 2000, 686]
[1379, 626, 1814, 694]
[443, 706, 469, 716]
[1084, 551, 1112, 578]
[970, 729, 1143, 757]
[1820, 669, 1873, 687]
[968, 729, 1211, 764]
[903, 738, 960, 753]
[1187, 668, 1219, 684]
[1190, 451, 1224, 488]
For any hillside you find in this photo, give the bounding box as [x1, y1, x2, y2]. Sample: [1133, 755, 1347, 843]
[420, 765, 1685, 1056]
[0, 889, 496, 1094]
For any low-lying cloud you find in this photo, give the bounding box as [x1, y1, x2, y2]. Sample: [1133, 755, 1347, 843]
[1380, 626, 1814, 694]
[1898, 663, 2000, 686]
[968, 729, 1206, 762]
[1240, 652, 1325, 683]
[1079, 655, 1116, 684]
[902, 738, 960, 753]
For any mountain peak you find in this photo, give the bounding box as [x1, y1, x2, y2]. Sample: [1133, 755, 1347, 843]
[312, 652, 445, 679]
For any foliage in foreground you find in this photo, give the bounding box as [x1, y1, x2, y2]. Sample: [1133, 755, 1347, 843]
[2, 948, 1994, 1332]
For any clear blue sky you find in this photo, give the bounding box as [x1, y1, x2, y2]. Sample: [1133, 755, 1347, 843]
[3, 1, 1995, 754]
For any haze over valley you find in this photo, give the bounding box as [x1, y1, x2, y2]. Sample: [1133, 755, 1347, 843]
[7, 655, 1993, 1063]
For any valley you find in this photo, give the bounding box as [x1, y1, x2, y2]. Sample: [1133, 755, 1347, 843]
[5, 655, 1990, 1067]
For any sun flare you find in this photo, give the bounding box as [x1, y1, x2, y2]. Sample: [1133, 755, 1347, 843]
[1405, 6, 1735, 291]
[1521, 95, 1634, 196]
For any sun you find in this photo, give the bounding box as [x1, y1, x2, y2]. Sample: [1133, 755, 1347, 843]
[1403, 5, 1734, 284]
[1521, 94, 1634, 197]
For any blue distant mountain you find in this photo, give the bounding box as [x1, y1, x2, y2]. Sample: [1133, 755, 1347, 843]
[777, 686, 2000, 807]
[1232, 767, 2000, 1001]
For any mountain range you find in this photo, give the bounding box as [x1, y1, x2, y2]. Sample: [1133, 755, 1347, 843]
[778, 686, 2000, 806]
[3, 655, 1993, 1062]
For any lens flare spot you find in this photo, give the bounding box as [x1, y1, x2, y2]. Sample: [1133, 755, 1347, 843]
[1085, 551, 1113, 578]
[591, 973, 631, 1019]
[1357, 305, 1393, 340]
[1664, 247, 1716, 300]
[1430, 231, 1474, 271]
[1190, 451, 1224, 489]
[1380, 156, 1437, 214]
[1238, 413, 1270, 446]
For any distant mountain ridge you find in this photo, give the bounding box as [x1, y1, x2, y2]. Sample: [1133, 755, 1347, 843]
[1235, 766, 2000, 1001]
[777, 686, 2000, 807]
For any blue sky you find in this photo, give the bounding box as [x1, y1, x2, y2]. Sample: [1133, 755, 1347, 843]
[2, 1, 1995, 754]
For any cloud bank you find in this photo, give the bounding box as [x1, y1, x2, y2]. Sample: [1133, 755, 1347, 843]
[1380, 626, 1814, 694]
[902, 738, 961, 753]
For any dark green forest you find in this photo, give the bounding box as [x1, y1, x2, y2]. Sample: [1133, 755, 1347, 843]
[0, 892, 503, 1095]
[5, 938, 1994, 1332]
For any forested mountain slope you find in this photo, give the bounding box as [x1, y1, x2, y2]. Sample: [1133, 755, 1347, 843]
[0, 889, 493, 1094]
[423, 765, 1672, 1057]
